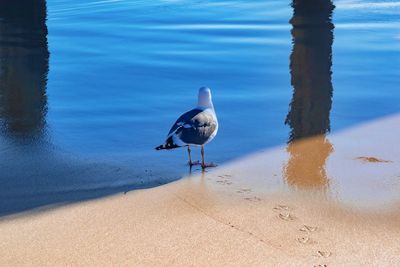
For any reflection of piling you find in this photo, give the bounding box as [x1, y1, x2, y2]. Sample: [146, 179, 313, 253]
[285, 136, 333, 187]
[284, 0, 335, 188]
[0, 0, 49, 137]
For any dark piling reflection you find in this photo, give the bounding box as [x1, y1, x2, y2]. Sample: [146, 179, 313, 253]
[0, 0, 49, 138]
[284, 0, 335, 188]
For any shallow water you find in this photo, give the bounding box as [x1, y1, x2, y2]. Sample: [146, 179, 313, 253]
[0, 0, 399, 215]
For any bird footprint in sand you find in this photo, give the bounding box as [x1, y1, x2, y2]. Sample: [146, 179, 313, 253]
[273, 205, 295, 221]
[273, 204, 291, 211]
[300, 225, 318, 232]
[216, 179, 232, 185]
[297, 236, 311, 244]
[279, 212, 295, 221]
[236, 188, 252, 194]
[316, 251, 332, 258]
[216, 174, 233, 185]
[244, 196, 262, 202]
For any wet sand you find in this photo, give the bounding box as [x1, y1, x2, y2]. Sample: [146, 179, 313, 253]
[1, 114, 400, 266]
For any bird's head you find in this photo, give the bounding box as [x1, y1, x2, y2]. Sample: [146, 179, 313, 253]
[197, 86, 213, 109]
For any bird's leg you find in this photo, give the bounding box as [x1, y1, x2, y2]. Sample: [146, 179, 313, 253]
[201, 145, 217, 169]
[187, 145, 200, 166]
[201, 145, 205, 168]
[187, 145, 193, 165]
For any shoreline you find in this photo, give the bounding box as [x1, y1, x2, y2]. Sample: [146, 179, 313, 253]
[1, 113, 400, 266]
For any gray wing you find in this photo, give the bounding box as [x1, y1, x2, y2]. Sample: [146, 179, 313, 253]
[167, 108, 203, 137]
[175, 110, 217, 145]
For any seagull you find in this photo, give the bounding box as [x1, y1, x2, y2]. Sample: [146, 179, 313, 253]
[155, 87, 218, 169]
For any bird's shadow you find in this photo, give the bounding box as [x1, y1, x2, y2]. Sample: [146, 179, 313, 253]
[0, 141, 178, 218]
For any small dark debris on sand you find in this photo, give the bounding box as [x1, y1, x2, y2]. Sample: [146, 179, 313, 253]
[355, 156, 392, 163]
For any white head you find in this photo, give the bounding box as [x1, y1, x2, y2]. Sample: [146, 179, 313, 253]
[197, 86, 213, 109]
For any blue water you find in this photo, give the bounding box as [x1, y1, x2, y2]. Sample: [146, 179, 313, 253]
[0, 0, 399, 215]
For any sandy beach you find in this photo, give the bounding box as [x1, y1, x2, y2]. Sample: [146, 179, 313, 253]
[1, 114, 399, 266]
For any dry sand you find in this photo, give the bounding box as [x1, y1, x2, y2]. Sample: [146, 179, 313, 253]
[1, 114, 400, 266]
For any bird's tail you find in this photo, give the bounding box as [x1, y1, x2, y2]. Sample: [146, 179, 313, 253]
[155, 136, 180, 150]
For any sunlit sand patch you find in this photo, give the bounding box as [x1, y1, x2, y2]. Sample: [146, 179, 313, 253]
[355, 156, 393, 163]
[195, 114, 400, 209]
